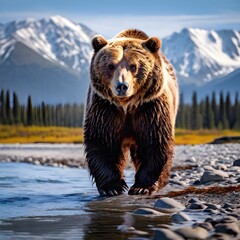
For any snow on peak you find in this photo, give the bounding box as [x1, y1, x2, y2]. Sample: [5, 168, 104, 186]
[162, 28, 240, 85]
[0, 15, 93, 72]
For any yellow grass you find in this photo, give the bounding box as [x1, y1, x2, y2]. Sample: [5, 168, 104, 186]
[0, 125, 239, 145]
[0, 125, 83, 144]
[175, 129, 240, 145]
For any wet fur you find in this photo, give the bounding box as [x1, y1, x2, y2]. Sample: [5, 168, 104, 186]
[84, 29, 178, 196]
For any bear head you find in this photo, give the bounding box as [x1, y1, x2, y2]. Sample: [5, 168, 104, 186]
[90, 29, 165, 108]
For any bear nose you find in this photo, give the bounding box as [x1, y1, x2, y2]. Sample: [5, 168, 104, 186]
[116, 82, 129, 95]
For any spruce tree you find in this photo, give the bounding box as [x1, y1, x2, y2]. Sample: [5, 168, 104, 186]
[211, 92, 218, 128]
[204, 96, 214, 129]
[233, 93, 240, 130]
[218, 92, 228, 129]
[191, 91, 201, 130]
[0, 89, 6, 124]
[42, 102, 47, 126]
[225, 92, 232, 128]
[21, 105, 26, 125]
[6, 90, 13, 124]
[176, 93, 185, 129]
[13, 92, 21, 124]
[27, 96, 33, 125]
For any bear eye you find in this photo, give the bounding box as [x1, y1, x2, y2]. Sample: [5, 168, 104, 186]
[108, 64, 115, 70]
[130, 64, 137, 72]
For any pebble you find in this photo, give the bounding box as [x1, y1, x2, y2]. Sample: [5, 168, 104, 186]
[200, 170, 229, 183]
[233, 159, 240, 166]
[171, 212, 191, 223]
[175, 226, 209, 239]
[188, 197, 201, 204]
[215, 222, 240, 236]
[192, 222, 213, 231]
[154, 198, 185, 211]
[169, 179, 188, 186]
[33, 160, 40, 165]
[153, 228, 184, 240]
[133, 208, 165, 216]
[187, 203, 206, 210]
[185, 157, 196, 163]
[208, 232, 232, 240]
[205, 203, 221, 210]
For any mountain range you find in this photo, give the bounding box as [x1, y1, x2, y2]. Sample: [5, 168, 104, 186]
[0, 15, 239, 104]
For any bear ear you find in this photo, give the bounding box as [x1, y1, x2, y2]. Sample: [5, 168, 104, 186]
[143, 37, 161, 53]
[92, 35, 108, 52]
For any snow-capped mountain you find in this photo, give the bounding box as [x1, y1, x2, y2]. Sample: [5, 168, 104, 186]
[0, 16, 239, 104]
[162, 28, 240, 86]
[0, 15, 93, 72]
[0, 15, 94, 104]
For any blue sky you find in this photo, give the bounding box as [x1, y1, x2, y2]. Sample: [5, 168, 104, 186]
[0, 0, 240, 38]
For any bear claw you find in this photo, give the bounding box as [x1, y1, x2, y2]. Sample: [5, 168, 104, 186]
[98, 180, 128, 197]
[128, 186, 156, 195]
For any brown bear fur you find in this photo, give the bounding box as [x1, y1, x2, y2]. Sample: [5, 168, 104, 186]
[84, 29, 178, 196]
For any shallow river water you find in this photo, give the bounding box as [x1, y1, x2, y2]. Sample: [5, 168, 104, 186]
[0, 161, 173, 240]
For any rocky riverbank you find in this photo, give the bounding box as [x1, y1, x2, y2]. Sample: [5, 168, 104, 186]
[1, 143, 240, 239]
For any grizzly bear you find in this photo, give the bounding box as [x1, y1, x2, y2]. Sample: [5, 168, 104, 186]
[84, 29, 178, 196]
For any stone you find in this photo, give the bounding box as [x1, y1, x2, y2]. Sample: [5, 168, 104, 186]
[218, 216, 238, 223]
[188, 198, 200, 203]
[170, 172, 179, 179]
[169, 180, 188, 186]
[175, 226, 209, 239]
[215, 222, 240, 236]
[33, 160, 40, 165]
[171, 212, 191, 223]
[208, 233, 232, 240]
[154, 198, 185, 211]
[185, 157, 196, 163]
[200, 170, 229, 183]
[192, 222, 213, 231]
[205, 203, 221, 210]
[233, 159, 240, 167]
[133, 208, 165, 216]
[153, 228, 184, 240]
[187, 203, 206, 210]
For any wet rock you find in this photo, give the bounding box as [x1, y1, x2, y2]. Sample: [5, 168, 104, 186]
[192, 222, 213, 231]
[154, 198, 185, 211]
[208, 233, 232, 240]
[170, 172, 179, 179]
[133, 208, 165, 216]
[218, 216, 239, 224]
[205, 203, 221, 210]
[188, 197, 201, 204]
[200, 170, 229, 183]
[217, 164, 227, 171]
[233, 159, 240, 167]
[215, 222, 240, 236]
[33, 160, 40, 165]
[187, 203, 206, 210]
[175, 226, 209, 239]
[203, 208, 218, 214]
[153, 228, 184, 240]
[185, 157, 196, 163]
[117, 225, 148, 236]
[171, 212, 191, 223]
[169, 180, 188, 186]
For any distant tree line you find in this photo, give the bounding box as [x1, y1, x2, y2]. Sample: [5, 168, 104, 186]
[176, 91, 240, 130]
[0, 90, 84, 127]
[0, 89, 239, 130]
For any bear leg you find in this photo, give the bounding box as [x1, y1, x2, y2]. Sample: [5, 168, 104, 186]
[86, 142, 128, 196]
[128, 143, 173, 195]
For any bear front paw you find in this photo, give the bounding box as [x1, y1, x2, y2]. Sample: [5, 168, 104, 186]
[128, 184, 158, 195]
[98, 179, 128, 197]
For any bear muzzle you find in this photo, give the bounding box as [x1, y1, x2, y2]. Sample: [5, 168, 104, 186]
[115, 82, 129, 97]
